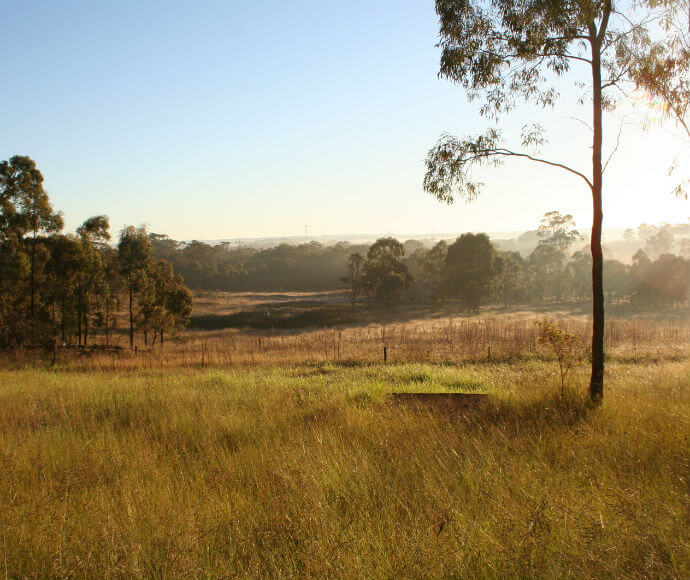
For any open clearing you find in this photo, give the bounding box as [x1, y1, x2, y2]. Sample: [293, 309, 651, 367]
[1, 359, 688, 578]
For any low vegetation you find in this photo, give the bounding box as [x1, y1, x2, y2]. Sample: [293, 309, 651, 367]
[1, 359, 688, 578]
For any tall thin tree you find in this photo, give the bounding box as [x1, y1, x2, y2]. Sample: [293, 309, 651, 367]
[118, 226, 152, 349]
[423, 0, 686, 402]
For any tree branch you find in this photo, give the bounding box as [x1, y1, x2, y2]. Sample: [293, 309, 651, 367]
[603, 121, 624, 174]
[597, 0, 612, 44]
[489, 148, 594, 189]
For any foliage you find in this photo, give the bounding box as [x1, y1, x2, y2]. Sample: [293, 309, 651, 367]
[420, 240, 448, 300]
[538, 211, 581, 254]
[361, 237, 413, 307]
[344, 252, 363, 310]
[493, 250, 526, 307]
[626, 0, 689, 197]
[0, 156, 192, 349]
[630, 249, 690, 306]
[536, 319, 584, 395]
[444, 233, 497, 312]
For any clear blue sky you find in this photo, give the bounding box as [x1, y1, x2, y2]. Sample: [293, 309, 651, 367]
[2, 0, 687, 240]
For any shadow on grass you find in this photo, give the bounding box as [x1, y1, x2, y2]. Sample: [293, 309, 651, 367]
[189, 305, 356, 330]
[472, 388, 595, 431]
[386, 387, 594, 433]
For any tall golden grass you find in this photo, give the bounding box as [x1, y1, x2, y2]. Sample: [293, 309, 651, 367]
[0, 360, 688, 578]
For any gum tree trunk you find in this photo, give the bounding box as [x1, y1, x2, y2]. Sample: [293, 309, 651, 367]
[129, 282, 134, 349]
[589, 16, 608, 403]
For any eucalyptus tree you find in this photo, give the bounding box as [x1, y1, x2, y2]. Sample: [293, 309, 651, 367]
[151, 260, 193, 345]
[494, 250, 525, 308]
[444, 233, 497, 312]
[421, 240, 448, 300]
[537, 211, 582, 254]
[47, 234, 82, 342]
[423, 0, 685, 402]
[0, 156, 63, 318]
[118, 226, 152, 348]
[362, 238, 413, 306]
[76, 216, 111, 344]
[345, 252, 364, 311]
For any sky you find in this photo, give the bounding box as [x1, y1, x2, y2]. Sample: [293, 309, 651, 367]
[2, 0, 688, 241]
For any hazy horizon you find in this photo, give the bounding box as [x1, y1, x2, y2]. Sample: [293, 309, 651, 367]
[3, 1, 688, 240]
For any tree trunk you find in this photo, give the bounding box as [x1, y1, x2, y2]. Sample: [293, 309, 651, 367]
[77, 288, 83, 346]
[129, 282, 134, 349]
[105, 297, 110, 346]
[589, 30, 606, 403]
[30, 228, 37, 318]
[60, 297, 66, 342]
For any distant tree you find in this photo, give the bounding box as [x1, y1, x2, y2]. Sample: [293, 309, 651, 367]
[118, 226, 152, 348]
[421, 240, 448, 300]
[46, 235, 81, 342]
[537, 211, 581, 254]
[630, 249, 655, 304]
[403, 239, 425, 255]
[149, 233, 180, 261]
[679, 238, 690, 259]
[603, 259, 629, 304]
[402, 246, 429, 300]
[637, 223, 657, 242]
[98, 246, 121, 345]
[344, 253, 363, 311]
[563, 250, 591, 302]
[623, 228, 637, 242]
[139, 259, 193, 346]
[494, 250, 525, 307]
[652, 254, 690, 306]
[162, 274, 193, 344]
[362, 237, 412, 307]
[422, 0, 686, 401]
[75, 216, 111, 344]
[634, 251, 690, 307]
[377, 271, 407, 308]
[645, 227, 674, 258]
[0, 156, 63, 318]
[77, 215, 110, 245]
[444, 233, 497, 312]
[528, 242, 566, 302]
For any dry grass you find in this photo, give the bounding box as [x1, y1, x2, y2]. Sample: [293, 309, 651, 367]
[9, 313, 687, 371]
[0, 359, 688, 578]
[2, 295, 689, 577]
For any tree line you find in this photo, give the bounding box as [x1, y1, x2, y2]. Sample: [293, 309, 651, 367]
[0, 156, 192, 349]
[348, 212, 690, 311]
[150, 235, 370, 292]
[3, 155, 685, 351]
[148, 210, 689, 311]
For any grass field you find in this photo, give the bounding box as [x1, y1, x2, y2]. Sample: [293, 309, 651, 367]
[1, 358, 688, 578]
